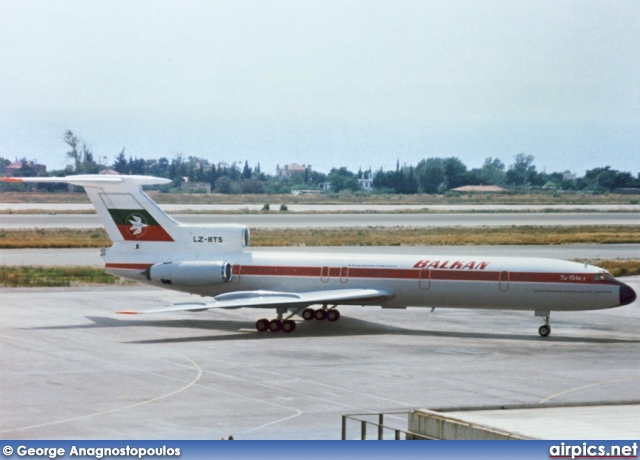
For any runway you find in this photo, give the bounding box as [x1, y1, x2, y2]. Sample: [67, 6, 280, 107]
[1, 212, 638, 229]
[1, 281, 639, 439]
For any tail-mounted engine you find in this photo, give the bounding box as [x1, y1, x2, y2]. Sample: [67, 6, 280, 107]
[146, 261, 232, 286]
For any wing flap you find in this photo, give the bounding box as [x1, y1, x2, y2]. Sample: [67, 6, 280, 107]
[117, 288, 392, 315]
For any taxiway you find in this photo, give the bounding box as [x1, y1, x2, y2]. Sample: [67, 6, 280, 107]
[1, 279, 639, 439]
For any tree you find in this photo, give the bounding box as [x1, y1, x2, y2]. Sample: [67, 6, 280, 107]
[581, 166, 639, 191]
[506, 153, 537, 186]
[481, 157, 506, 185]
[168, 154, 186, 180]
[214, 176, 233, 193]
[113, 149, 127, 174]
[240, 178, 265, 194]
[403, 166, 418, 194]
[81, 142, 100, 173]
[416, 158, 446, 193]
[326, 167, 359, 192]
[242, 161, 252, 179]
[0, 157, 10, 175]
[442, 157, 468, 189]
[63, 130, 81, 172]
[63, 130, 100, 174]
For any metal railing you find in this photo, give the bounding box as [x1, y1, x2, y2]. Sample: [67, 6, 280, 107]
[341, 411, 434, 440]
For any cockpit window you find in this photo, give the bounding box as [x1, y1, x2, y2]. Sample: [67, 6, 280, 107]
[595, 271, 616, 282]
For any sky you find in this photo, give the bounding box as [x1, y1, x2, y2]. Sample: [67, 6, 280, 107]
[0, 0, 638, 176]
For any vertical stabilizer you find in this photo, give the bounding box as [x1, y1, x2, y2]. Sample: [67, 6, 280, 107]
[1, 175, 175, 243]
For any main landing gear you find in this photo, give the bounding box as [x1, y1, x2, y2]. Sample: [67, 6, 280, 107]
[255, 318, 296, 333]
[536, 310, 551, 337]
[302, 307, 341, 322]
[255, 306, 342, 334]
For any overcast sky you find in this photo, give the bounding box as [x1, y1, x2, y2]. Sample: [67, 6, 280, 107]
[1, 0, 638, 176]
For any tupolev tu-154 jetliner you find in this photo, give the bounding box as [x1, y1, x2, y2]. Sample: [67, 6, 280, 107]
[4, 174, 636, 337]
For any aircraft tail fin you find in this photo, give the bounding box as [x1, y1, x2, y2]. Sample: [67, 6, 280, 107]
[2, 175, 176, 243]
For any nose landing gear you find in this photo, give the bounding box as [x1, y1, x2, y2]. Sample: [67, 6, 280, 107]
[536, 310, 551, 337]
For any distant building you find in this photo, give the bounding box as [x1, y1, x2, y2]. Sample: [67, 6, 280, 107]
[5, 160, 46, 175]
[450, 185, 506, 193]
[358, 171, 373, 191]
[276, 163, 311, 179]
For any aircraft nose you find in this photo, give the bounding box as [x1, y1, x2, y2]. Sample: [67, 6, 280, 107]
[619, 282, 637, 306]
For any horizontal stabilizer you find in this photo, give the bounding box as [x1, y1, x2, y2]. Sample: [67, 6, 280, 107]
[1, 175, 171, 187]
[117, 288, 392, 314]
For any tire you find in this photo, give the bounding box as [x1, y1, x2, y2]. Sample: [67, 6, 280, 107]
[538, 324, 551, 337]
[269, 319, 282, 332]
[314, 309, 327, 321]
[282, 320, 296, 333]
[256, 318, 270, 332]
[327, 310, 341, 322]
[302, 308, 315, 321]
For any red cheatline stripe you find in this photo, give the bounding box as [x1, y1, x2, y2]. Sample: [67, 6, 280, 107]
[0, 177, 23, 182]
[236, 265, 610, 285]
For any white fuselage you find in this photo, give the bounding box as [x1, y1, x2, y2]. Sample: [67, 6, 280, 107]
[103, 244, 623, 312]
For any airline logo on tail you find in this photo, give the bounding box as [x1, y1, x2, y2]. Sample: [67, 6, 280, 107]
[98, 191, 174, 242]
[107, 208, 174, 242]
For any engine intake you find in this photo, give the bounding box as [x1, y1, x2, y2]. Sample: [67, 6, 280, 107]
[147, 261, 232, 286]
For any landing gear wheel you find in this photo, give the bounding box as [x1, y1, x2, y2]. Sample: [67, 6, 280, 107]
[538, 324, 551, 337]
[302, 308, 315, 321]
[314, 309, 327, 321]
[256, 318, 270, 332]
[269, 319, 282, 332]
[282, 320, 296, 333]
[326, 310, 341, 322]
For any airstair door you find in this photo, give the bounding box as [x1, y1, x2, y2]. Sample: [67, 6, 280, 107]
[321, 266, 330, 283]
[419, 269, 431, 290]
[340, 267, 349, 283]
[499, 271, 510, 292]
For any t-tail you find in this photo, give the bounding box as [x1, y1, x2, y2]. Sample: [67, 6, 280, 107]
[1, 175, 250, 252]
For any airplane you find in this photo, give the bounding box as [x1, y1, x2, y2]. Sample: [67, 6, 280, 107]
[3, 174, 636, 337]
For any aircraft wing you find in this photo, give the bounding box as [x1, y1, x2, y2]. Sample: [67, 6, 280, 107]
[117, 288, 392, 314]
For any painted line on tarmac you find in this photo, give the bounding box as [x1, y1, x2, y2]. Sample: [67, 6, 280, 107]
[0, 346, 203, 434]
[539, 374, 640, 404]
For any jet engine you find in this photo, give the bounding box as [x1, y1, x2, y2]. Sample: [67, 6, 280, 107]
[147, 261, 232, 286]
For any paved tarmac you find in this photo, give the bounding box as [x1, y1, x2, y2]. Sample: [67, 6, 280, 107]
[1, 212, 639, 229]
[1, 279, 639, 440]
